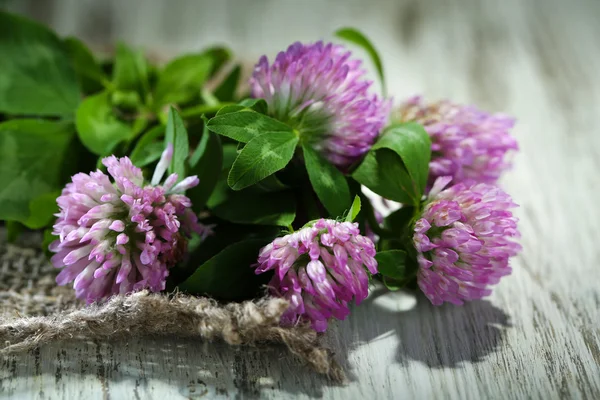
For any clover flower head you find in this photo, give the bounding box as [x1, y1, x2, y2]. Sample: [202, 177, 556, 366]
[399, 96, 517, 187]
[414, 177, 521, 305]
[254, 219, 378, 332]
[50, 144, 210, 303]
[250, 41, 391, 170]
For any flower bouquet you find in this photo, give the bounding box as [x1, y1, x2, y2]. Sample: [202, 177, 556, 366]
[0, 11, 520, 379]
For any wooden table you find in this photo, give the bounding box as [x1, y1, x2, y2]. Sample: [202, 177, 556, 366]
[1, 0, 599, 398]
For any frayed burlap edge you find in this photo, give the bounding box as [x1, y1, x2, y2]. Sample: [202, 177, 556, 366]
[0, 232, 346, 382]
[0, 291, 345, 382]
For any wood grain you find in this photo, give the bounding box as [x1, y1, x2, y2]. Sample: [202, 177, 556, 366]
[1, 0, 599, 398]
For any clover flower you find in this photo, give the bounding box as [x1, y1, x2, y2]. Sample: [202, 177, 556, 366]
[398, 96, 517, 187]
[414, 177, 521, 305]
[254, 219, 378, 332]
[50, 144, 209, 303]
[250, 41, 390, 170]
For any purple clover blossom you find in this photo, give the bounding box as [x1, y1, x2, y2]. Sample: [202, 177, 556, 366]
[250, 41, 391, 170]
[414, 177, 521, 306]
[254, 219, 378, 332]
[398, 96, 518, 187]
[50, 144, 209, 303]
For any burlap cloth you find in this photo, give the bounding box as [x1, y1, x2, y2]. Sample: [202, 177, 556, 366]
[0, 230, 344, 381]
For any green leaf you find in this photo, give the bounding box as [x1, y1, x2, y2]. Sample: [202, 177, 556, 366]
[0, 12, 80, 116]
[75, 91, 134, 155]
[353, 123, 431, 205]
[385, 206, 415, 234]
[24, 191, 60, 229]
[353, 150, 413, 204]
[187, 124, 223, 211]
[154, 53, 214, 106]
[188, 118, 209, 167]
[177, 238, 272, 300]
[379, 206, 417, 255]
[130, 125, 165, 168]
[238, 98, 268, 114]
[153, 47, 230, 110]
[373, 123, 431, 195]
[375, 250, 407, 280]
[228, 131, 299, 190]
[214, 65, 241, 101]
[0, 120, 73, 224]
[383, 276, 402, 291]
[335, 27, 385, 91]
[302, 144, 350, 217]
[174, 222, 280, 284]
[216, 104, 246, 116]
[111, 90, 141, 110]
[346, 195, 362, 222]
[113, 42, 149, 97]
[63, 36, 106, 93]
[164, 107, 189, 179]
[253, 174, 288, 193]
[207, 110, 292, 143]
[207, 177, 296, 226]
[222, 143, 239, 170]
[131, 115, 149, 138]
[133, 142, 164, 168]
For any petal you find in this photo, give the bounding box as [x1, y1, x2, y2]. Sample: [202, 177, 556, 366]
[171, 176, 200, 193]
[151, 143, 173, 185]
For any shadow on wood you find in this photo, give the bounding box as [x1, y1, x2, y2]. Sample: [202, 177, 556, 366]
[330, 287, 512, 372]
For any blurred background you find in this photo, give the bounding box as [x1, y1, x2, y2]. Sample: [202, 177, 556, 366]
[3, 0, 599, 116]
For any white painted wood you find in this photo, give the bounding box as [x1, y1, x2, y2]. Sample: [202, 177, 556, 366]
[1, 0, 599, 398]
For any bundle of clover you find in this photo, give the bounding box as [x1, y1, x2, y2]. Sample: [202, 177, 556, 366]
[0, 12, 520, 369]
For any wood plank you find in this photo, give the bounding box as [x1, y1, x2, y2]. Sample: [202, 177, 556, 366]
[1, 0, 599, 398]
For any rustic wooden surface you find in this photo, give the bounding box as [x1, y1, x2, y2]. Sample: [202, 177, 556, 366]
[2, 0, 600, 398]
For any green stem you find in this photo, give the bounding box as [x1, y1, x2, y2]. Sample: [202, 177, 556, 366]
[201, 88, 220, 107]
